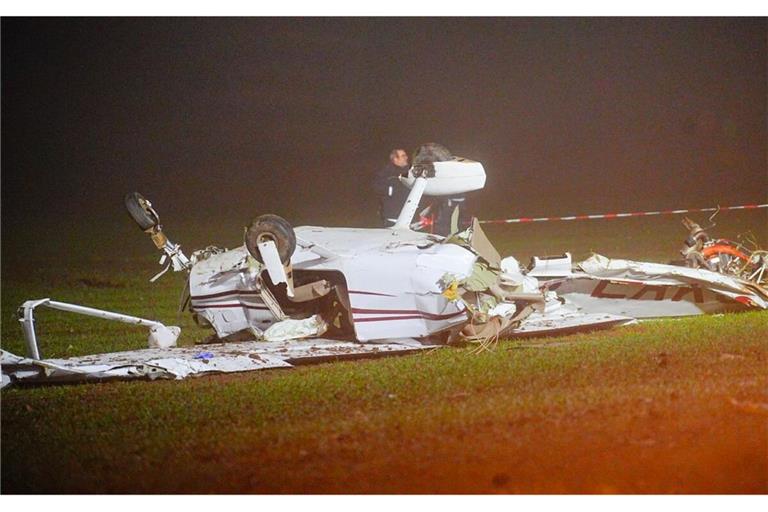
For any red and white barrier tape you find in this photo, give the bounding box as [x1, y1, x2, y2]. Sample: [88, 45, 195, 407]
[479, 203, 768, 224]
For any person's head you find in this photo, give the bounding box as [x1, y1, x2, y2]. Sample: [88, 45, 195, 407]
[389, 148, 409, 168]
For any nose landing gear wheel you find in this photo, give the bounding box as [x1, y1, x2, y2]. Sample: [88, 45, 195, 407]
[244, 214, 296, 265]
[125, 192, 160, 231]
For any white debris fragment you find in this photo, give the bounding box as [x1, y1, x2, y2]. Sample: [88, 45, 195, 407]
[0, 337, 431, 387]
[487, 302, 517, 318]
[148, 325, 181, 349]
[500, 255, 540, 293]
[510, 309, 637, 337]
[262, 315, 328, 342]
[526, 253, 573, 278]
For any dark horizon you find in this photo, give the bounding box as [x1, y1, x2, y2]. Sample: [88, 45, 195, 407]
[2, 17, 766, 231]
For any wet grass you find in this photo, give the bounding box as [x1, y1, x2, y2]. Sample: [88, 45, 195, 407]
[1, 209, 767, 493]
[2, 312, 766, 493]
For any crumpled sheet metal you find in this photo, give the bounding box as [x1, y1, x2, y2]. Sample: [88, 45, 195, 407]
[579, 254, 767, 295]
[545, 254, 768, 318]
[505, 299, 637, 337]
[0, 338, 432, 388]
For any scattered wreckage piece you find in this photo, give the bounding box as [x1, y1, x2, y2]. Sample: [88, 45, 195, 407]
[0, 338, 434, 389]
[448, 252, 636, 348]
[502, 300, 637, 339]
[533, 254, 768, 318]
[18, 298, 181, 360]
[677, 215, 767, 287]
[1, 299, 637, 388]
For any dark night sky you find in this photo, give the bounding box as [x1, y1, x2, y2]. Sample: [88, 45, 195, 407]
[2, 17, 766, 229]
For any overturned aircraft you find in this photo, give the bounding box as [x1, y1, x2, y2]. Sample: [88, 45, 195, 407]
[4, 144, 766, 387]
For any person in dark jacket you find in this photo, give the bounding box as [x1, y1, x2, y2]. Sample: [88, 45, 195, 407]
[372, 148, 413, 226]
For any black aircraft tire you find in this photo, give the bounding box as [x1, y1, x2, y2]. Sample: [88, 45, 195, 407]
[244, 214, 296, 265]
[125, 192, 159, 231]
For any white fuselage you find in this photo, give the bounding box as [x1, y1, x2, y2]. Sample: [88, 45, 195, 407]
[189, 227, 477, 340]
[189, 157, 489, 340]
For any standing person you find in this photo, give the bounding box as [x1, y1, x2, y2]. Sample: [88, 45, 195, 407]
[372, 148, 412, 226]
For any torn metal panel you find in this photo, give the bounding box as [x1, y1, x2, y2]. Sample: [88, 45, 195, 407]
[505, 299, 637, 337]
[1, 338, 434, 388]
[188, 246, 276, 337]
[499, 256, 540, 293]
[544, 254, 768, 318]
[467, 218, 501, 267]
[527, 253, 574, 278]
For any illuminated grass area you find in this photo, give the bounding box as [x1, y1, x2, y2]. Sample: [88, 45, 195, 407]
[1, 211, 766, 493]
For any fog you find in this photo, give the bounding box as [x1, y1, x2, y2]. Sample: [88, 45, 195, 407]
[2, 18, 765, 230]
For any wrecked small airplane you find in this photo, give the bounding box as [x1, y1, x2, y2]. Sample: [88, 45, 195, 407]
[3, 144, 766, 387]
[120, 143, 634, 347]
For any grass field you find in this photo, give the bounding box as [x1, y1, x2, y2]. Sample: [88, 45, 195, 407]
[2, 210, 767, 493]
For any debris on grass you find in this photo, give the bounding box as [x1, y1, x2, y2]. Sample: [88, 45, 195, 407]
[0, 338, 433, 388]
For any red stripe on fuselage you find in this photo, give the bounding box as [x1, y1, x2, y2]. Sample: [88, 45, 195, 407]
[190, 289, 262, 300]
[190, 303, 270, 310]
[352, 307, 466, 321]
[348, 290, 397, 297]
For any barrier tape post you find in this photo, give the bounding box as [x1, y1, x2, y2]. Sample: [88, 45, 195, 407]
[478, 204, 768, 225]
